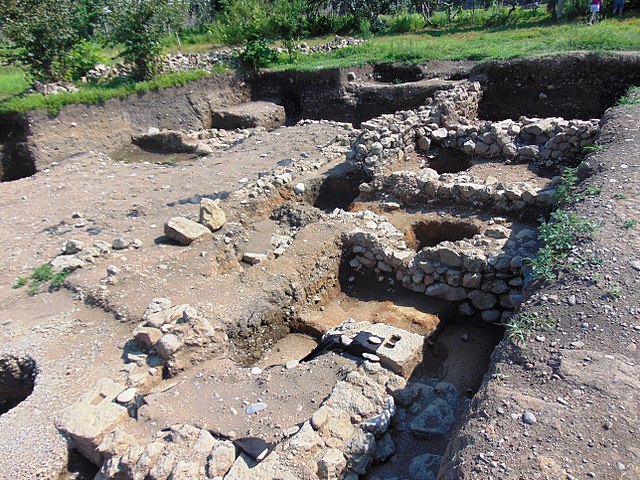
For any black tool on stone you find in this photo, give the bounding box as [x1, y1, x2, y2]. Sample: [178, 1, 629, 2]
[233, 437, 275, 462]
[299, 334, 344, 363]
[344, 331, 383, 358]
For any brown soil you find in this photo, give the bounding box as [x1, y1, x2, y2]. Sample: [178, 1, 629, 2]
[1, 57, 639, 480]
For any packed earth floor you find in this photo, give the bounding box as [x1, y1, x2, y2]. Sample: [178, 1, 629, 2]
[0, 57, 638, 480]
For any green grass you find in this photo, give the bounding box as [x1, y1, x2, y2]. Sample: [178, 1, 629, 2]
[269, 14, 640, 71]
[504, 312, 556, 343]
[0, 11, 639, 113]
[618, 85, 640, 105]
[12, 262, 73, 295]
[0, 65, 30, 101]
[0, 67, 226, 116]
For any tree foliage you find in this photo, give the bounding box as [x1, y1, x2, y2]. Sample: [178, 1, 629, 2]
[110, 0, 187, 81]
[0, 0, 79, 81]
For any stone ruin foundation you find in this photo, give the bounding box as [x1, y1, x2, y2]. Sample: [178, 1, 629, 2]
[10, 71, 608, 480]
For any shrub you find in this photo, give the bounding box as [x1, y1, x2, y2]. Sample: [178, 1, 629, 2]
[111, 0, 187, 81]
[387, 12, 426, 32]
[212, 0, 269, 45]
[67, 40, 105, 80]
[240, 34, 277, 71]
[0, 0, 79, 81]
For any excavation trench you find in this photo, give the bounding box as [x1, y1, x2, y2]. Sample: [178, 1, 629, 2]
[0, 355, 37, 416]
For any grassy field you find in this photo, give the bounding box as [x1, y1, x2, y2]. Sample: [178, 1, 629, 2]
[270, 15, 640, 71]
[0, 11, 638, 114]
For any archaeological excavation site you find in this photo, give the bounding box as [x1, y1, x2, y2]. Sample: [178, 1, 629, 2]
[0, 53, 639, 480]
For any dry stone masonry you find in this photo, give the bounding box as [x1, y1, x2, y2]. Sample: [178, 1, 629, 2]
[348, 81, 600, 195]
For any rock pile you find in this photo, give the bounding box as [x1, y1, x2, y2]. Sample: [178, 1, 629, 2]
[297, 37, 364, 55]
[132, 299, 229, 373]
[81, 38, 364, 85]
[132, 125, 266, 157]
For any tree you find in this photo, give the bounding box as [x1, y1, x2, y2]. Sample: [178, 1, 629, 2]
[110, 0, 187, 81]
[0, 0, 79, 81]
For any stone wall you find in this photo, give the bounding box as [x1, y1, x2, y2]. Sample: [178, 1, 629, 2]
[336, 210, 536, 323]
[347, 81, 599, 192]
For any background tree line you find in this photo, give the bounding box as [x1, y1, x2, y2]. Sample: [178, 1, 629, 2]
[0, 0, 637, 82]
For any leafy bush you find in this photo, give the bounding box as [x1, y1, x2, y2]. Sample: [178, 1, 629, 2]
[531, 209, 600, 282]
[67, 40, 105, 80]
[304, 14, 359, 36]
[212, 0, 269, 45]
[386, 13, 426, 32]
[111, 0, 187, 81]
[240, 34, 277, 71]
[0, 0, 79, 81]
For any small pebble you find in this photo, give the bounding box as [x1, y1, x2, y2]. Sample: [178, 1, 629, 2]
[522, 411, 537, 425]
[246, 402, 267, 415]
[285, 360, 299, 370]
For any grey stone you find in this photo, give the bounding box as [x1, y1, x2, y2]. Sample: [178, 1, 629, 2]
[242, 252, 268, 265]
[116, 388, 136, 404]
[408, 453, 442, 480]
[425, 284, 467, 302]
[364, 323, 425, 378]
[317, 448, 347, 479]
[467, 290, 498, 310]
[418, 136, 431, 152]
[51, 255, 85, 273]
[374, 432, 396, 463]
[62, 239, 84, 255]
[409, 398, 456, 439]
[56, 378, 129, 466]
[246, 402, 267, 415]
[481, 309, 502, 323]
[522, 411, 537, 425]
[164, 217, 210, 246]
[112, 238, 131, 250]
[155, 334, 182, 360]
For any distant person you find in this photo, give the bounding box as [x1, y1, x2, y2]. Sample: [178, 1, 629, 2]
[589, 0, 602, 24]
[613, 0, 624, 15]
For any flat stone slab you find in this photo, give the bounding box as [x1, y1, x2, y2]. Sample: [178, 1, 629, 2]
[55, 377, 129, 466]
[363, 323, 425, 378]
[210, 101, 286, 130]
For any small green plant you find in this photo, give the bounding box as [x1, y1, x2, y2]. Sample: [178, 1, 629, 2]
[623, 219, 637, 230]
[584, 185, 602, 197]
[359, 19, 372, 39]
[13, 263, 72, 295]
[606, 284, 622, 300]
[66, 39, 104, 80]
[531, 209, 601, 283]
[614, 192, 627, 200]
[617, 85, 640, 106]
[50, 270, 71, 290]
[12, 276, 28, 289]
[552, 167, 579, 203]
[582, 142, 605, 153]
[504, 312, 556, 343]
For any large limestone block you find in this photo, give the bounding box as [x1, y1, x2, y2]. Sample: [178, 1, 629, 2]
[164, 216, 210, 246]
[365, 323, 425, 378]
[56, 378, 129, 466]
